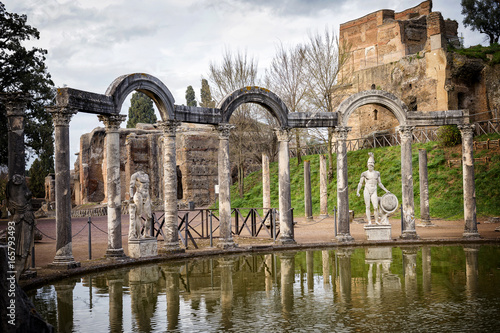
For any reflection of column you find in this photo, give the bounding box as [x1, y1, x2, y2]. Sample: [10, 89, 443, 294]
[99, 114, 127, 258]
[398, 126, 418, 239]
[402, 246, 418, 297]
[162, 265, 181, 331]
[322, 251, 330, 287]
[262, 153, 271, 209]
[129, 266, 160, 332]
[55, 281, 76, 333]
[458, 125, 480, 239]
[48, 107, 79, 267]
[319, 155, 329, 218]
[337, 248, 353, 303]
[304, 161, 313, 220]
[464, 245, 480, 296]
[334, 127, 354, 242]
[217, 124, 237, 248]
[159, 120, 183, 252]
[280, 252, 295, 321]
[422, 246, 432, 293]
[107, 272, 124, 333]
[265, 254, 273, 297]
[306, 251, 314, 291]
[219, 258, 234, 330]
[418, 149, 433, 226]
[275, 128, 295, 244]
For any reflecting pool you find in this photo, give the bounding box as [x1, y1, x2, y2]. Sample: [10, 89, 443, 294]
[29, 245, 500, 332]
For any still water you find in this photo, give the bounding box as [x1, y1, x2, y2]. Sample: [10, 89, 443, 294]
[29, 245, 500, 332]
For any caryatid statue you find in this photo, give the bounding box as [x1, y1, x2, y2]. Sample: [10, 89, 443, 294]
[357, 152, 390, 225]
[128, 171, 153, 239]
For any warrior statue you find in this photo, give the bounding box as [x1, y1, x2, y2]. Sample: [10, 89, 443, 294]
[6, 174, 35, 279]
[357, 153, 390, 225]
[128, 171, 153, 239]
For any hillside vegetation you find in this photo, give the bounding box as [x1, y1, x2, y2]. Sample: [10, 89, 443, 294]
[224, 134, 500, 220]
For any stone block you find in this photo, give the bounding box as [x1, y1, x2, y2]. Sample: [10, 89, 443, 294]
[128, 238, 157, 258]
[364, 224, 392, 241]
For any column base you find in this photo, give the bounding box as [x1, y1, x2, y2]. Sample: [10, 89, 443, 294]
[400, 230, 420, 240]
[463, 232, 481, 239]
[319, 214, 329, 219]
[335, 233, 354, 243]
[306, 216, 314, 221]
[417, 219, 435, 227]
[276, 237, 296, 245]
[217, 239, 239, 249]
[50, 256, 81, 269]
[105, 248, 127, 259]
[159, 241, 185, 254]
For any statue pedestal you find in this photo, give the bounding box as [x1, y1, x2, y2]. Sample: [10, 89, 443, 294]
[128, 238, 157, 258]
[364, 224, 392, 241]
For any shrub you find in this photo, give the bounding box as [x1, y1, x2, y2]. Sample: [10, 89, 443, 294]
[437, 125, 461, 147]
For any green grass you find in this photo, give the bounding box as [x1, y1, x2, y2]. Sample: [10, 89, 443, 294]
[221, 134, 500, 220]
[449, 43, 500, 65]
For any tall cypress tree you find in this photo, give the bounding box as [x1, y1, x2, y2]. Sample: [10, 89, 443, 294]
[185, 85, 197, 107]
[200, 79, 215, 107]
[126, 91, 157, 128]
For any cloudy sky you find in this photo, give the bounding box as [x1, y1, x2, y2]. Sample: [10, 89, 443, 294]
[4, 0, 485, 166]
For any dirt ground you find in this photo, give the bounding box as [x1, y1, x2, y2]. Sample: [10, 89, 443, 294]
[1, 212, 499, 287]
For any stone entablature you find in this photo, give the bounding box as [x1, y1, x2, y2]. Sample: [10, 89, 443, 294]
[74, 122, 218, 209]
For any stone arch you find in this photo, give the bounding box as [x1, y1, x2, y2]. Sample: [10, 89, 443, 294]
[105, 73, 175, 120]
[336, 90, 408, 127]
[217, 86, 289, 126]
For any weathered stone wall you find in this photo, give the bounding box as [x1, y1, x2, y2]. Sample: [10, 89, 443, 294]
[73, 123, 219, 209]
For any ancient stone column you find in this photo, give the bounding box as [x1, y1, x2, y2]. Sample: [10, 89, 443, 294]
[458, 124, 480, 239]
[319, 155, 329, 218]
[217, 123, 237, 249]
[304, 160, 313, 221]
[398, 126, 418, 239]
[275, 128, 295, 244]
[98, 114, 127, 258]
[48, 107, 79, 267]
[418, 149, 433, 226]
[159, 120, 184, 252]
[262, 153, 271, 209]
[334, 127, 354, 242]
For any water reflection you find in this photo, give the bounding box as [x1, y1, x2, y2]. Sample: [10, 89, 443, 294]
[29, 245, 500, 332]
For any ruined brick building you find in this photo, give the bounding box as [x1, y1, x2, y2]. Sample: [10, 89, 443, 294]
[335, 0, 500, 139]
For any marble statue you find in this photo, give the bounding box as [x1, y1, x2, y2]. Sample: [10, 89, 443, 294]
[6, 174, 35, 279]
[356, 152, 390, 225]
[128, 171, 153, 239]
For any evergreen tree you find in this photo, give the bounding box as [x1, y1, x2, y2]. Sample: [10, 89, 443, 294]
[126, 91, 157, 128]
[461, 0, 500, 45]
[27, 158, 45, 198]
[199, 79, 215, 108]
[185, 85, 197, 107]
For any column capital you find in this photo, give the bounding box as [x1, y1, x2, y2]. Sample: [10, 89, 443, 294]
[47, 106, 78, 126]
[274, 127, 291, 142]
[159, 119, 181, 136]
[397, 125, 415, 139]
[333, 126, 351, 140]
[98, 114, 126, 132]
[217, 123, 235, 140]
[0, 92, 31, 116]
[458, 124, 475, 137]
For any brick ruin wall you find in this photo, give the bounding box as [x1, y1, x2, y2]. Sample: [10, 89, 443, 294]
[73, 123, 219, 209]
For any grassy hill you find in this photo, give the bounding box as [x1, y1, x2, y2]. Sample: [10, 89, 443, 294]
[222, 133, 500, 220]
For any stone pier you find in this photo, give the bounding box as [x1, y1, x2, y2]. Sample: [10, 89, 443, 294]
[48, 107, 80, 268]
[159, 120, 184, 252]
[459, 124, 480, 239]
[319, 155, 329, 218]
[217, 124, 237, 248]
[275, 128, 295, 244]
[304, 160, 313, 221]
[262, 153, 271, 209]
[334, 127, 354, 242]
[418, 149, 433, 226]
[398, 126, 419, 239]
[99, 114, 127, 258]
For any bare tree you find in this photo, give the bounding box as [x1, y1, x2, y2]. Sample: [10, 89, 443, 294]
[303, 27, 351, 181]
[266, 42, 309, 165]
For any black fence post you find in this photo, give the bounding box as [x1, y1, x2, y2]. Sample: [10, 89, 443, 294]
[400, 204, 404, 234]
[209, 210, 213, 247]
[334, 206, 337, 237]
[31, 245, 35, 268]
[88, 217, 92, 260]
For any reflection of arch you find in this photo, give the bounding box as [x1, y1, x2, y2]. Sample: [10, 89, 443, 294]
[336, 90, 408, 126]
[105, 73, 175, 120]
[217, 86, 289, 126]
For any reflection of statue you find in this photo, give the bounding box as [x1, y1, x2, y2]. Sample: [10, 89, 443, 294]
[6, 174, 35, 279]
[129, 171, 152, 239]
[357, 153, 390, 225]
